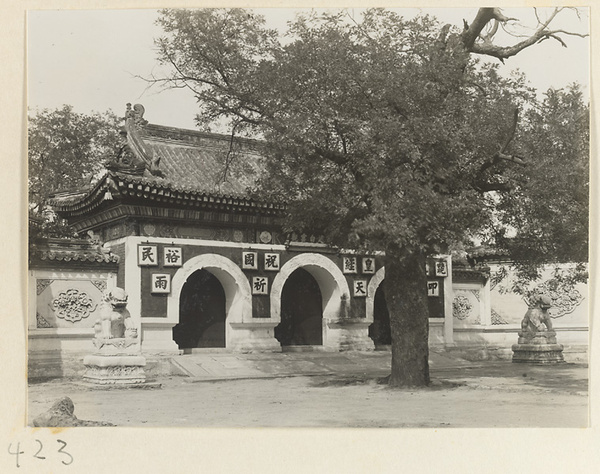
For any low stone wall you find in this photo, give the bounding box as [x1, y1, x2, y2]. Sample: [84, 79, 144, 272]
[28, 268, 119, 380]
[450, 325, 588, 363]
[450, 263, 588, 363]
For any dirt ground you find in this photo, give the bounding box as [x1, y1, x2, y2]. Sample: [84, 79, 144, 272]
[28, 360, 588, 428]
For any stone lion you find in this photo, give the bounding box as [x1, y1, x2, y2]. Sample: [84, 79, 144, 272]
[521, 294, 553, 333]
[94, 288, 137, 339]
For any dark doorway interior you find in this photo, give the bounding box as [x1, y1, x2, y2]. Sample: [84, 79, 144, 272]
[275, 268, 323, 346]
[173, 269, 226, 349]
[369, 285, 392, 346]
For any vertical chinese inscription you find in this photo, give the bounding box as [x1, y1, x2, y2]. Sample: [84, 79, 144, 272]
[342, 256, 357, 274]
[138, 245, 158, 266]
[252, 276, 268, 295]
[435, 260, 448, 277]
[362, 257, 376, 274]
[163, 247, 183, 267]
[242, 251, 258, 270]
[264, 253, 280, 271]
[353, 280, 368, 297]
[427, 281, 440, 297]
[151, 274, 171, 294]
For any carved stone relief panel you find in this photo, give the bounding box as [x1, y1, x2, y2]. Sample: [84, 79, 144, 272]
[523, 281, 584, 319]
[51, 289, 97, 323]
[35, 276, 107, 329]
[452, 289, 481, 326]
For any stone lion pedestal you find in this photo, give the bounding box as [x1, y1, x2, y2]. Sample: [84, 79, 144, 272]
[83, 288, 147, 384]
[512, 294, 564, 364]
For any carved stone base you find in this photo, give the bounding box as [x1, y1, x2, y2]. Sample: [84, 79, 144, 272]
[83, 354, 147, 384]
[93, 337, 139, 355]
[516, 330, 559, 345]
[326, 320, 375, 352]
[512, 331, 564, 364]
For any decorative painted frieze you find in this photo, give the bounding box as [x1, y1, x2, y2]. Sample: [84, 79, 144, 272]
[233, 229, 244, 242]
[143, 223, 156, 236]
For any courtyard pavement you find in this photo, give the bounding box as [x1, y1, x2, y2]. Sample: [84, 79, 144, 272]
[168, 348, 587, 393]
[27, 349, 589, 428]
[171, 348, 486, 381]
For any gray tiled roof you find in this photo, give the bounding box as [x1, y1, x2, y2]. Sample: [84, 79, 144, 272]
[30, 238, 120, 266]
[49, 122, 284, 217]
[140, 124, 264, 195]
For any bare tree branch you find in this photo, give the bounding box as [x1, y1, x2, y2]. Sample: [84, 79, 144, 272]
[462, 7, 587, 60]
[475, 107, 527, 190]
[219, 121, 241, 189]
[501, 108, 519, 153]
[473, 180, 512, 193]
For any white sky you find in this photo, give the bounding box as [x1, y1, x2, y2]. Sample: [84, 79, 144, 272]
[27, 7, 589, 130]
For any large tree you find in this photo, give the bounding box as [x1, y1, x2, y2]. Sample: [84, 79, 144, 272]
[28, 105, 121, 237]
[28, 105, 120, 216]
[153, 7, 589, 387]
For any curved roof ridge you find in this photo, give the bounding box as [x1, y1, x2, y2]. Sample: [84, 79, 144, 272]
[141, 123, 263, 149]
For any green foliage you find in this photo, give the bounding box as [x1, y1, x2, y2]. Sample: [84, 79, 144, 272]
[155, 8, 587, 274]
[494, 85, 589, 267]
[154, 7, 588, 386]
[28, 105, 121, 216]
[28, 105, 121, 240]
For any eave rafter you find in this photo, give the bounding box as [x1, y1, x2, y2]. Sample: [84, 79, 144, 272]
[50, 172, 286, 219]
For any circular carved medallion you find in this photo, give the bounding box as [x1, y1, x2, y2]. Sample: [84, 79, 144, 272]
[233, 230, 244, 242]
[143, 223, 156, 236]
[51, 289, 97, 323]
[259, 231, 272, 244]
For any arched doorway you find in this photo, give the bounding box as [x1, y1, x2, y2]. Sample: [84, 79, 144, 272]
[173, 269, 226, 349]
[167, 253, 254, 351]
[369, 284, 392, 346]
[275, 268, 323, 346]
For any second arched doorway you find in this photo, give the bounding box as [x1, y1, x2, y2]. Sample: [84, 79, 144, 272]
[369, 284, 392, 346]
[173, 269, 227, 349]
[275, 268, 323, 346]
[270, 253, 352, 351]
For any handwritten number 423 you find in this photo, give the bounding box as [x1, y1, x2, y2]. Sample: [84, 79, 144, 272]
[8, 439, 73, 468]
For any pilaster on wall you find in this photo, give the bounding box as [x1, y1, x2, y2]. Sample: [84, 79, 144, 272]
[481, 278, 492, 326]
[124, 237, 143, 339]
[441, 255, 454, 346]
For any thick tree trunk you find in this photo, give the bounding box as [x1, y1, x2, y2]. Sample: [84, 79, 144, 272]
[384, 246, 430, 387]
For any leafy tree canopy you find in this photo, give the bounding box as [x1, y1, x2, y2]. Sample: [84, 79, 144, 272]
[154, 8, 588, 268]
[153, 8, 588, 386]
[28, 105, 121, 237]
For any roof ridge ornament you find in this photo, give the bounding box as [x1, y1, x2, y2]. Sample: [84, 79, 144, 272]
[105, 103, 164, 177]
[125, 103, 148, 128]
